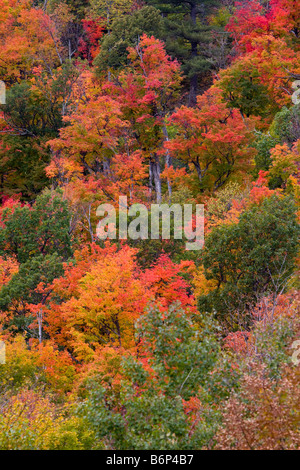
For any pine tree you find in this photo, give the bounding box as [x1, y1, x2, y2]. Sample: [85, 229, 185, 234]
[145, 0, 219, 105]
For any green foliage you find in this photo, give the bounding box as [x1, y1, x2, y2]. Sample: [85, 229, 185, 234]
[162, 15, 213, 80]
[134, 302, 220, 399]
[2, 81, 62, 137]
[145, 0, 219, 101]
[209, 6, 232, 27]
[198, 195, 300, 327]
[119, 205, 195, 268]
[0, 189, 73, 264]
[253, 131, 280, 174]
[0, 61, 83, 200]
[253, 105, 300, 185]
[0, 0, 299, 451]
[94, 6, 164, 72]
[269, 104, 300, 146]
[78, 302, 222, 449]
[0, 135, 50, 201]
[126, 237, 188, 269]
[219, 64, 274, 118]
[46, 0, 89, 18]
[0, 189, 73, 334]
[0, 253, 64, 309]
[88, 0, 134, 23]
[251, 315, 298, 378]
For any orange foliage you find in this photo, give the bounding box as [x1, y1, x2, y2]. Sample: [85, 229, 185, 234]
[46, 244, 147, 361]
[0, 1, 63, 82]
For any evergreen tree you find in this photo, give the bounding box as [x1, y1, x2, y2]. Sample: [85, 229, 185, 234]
[146, 0, 220, 104]
[94, 6, 164, 73]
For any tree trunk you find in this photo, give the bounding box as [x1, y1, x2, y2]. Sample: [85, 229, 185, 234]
[189, 2, 198, 107]
[189, 73, 198, 107]
[163, 124, 172, 203]
[150, 155, 162, 204]
[37, 309, 43, 344]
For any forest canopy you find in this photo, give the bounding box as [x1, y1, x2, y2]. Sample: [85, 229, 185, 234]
[0, 0, 299, 451]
